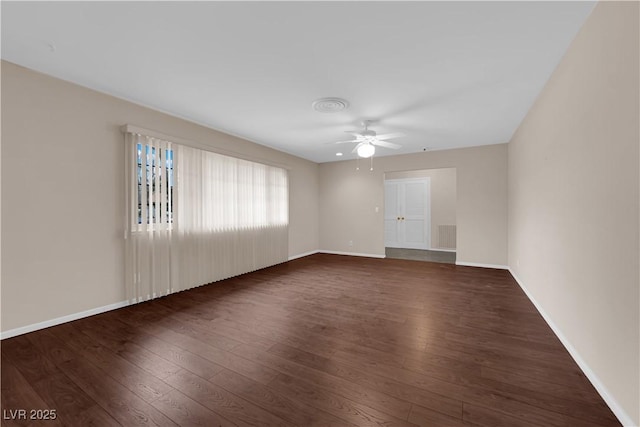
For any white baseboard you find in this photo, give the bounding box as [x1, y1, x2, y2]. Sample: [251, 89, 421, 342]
[320, 250, 386, 259]
[288, 250, 320, 261]
[508, 268, 636, 427]
[455, 261, 508, 269]
[0, 300, 130, 340]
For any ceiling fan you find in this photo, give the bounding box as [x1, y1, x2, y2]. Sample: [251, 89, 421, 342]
[331, 120, 404, 158]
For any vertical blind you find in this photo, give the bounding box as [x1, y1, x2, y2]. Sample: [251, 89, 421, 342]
[124, 132, 289, 303]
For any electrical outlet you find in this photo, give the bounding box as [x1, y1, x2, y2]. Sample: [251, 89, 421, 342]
[348, 240, 353, 247]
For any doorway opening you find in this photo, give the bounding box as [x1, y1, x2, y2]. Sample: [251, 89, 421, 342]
[384, 168, 457, 264]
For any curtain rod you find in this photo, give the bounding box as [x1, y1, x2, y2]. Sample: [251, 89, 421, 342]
[121, 124, 291, 171]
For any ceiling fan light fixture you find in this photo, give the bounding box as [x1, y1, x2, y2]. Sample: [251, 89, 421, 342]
[357, 143, 375, 158]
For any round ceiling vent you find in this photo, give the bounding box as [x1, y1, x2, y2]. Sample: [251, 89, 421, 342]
[312, 97, 349, 113]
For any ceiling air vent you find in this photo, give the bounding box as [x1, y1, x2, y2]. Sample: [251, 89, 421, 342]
[311, 97, 349, 113]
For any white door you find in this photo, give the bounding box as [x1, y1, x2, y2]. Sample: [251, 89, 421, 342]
[384, 182, 401, 246]
[384, 178, 430, 249]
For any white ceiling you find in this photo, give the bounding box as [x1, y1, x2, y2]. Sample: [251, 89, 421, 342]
[2, 1, 595, 163]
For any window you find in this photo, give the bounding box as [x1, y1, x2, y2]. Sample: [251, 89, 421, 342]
[136, 143, 174, 226]
[125, 129, 289, 303]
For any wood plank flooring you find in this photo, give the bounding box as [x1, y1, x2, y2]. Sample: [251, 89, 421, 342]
[385, 248, 456, 264]
[1, 254, 620, 426]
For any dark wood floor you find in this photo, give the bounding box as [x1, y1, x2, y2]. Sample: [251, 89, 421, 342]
[1, 254, 620, 426]
[385, 248, 456, 264]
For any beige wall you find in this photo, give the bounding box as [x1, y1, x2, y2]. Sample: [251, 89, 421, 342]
[319, 144, 507, 265]
[1, 61, 319, 332]
[507, 2, 639, 424]
[385, 168, 457, 249]
[4, 4, 636, 419]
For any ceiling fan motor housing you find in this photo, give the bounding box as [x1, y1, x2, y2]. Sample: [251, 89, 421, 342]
[362, 130, 377, 142]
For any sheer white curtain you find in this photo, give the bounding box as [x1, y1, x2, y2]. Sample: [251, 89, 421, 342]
[173, 144, 288, 290]
[124, 132, 288, 303]
[124, 133, 176, 302]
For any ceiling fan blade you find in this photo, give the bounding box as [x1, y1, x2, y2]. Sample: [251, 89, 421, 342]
[375, 133, 404, 140]
[372, 139, 402, 149]
[323, 139, 359, 145]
